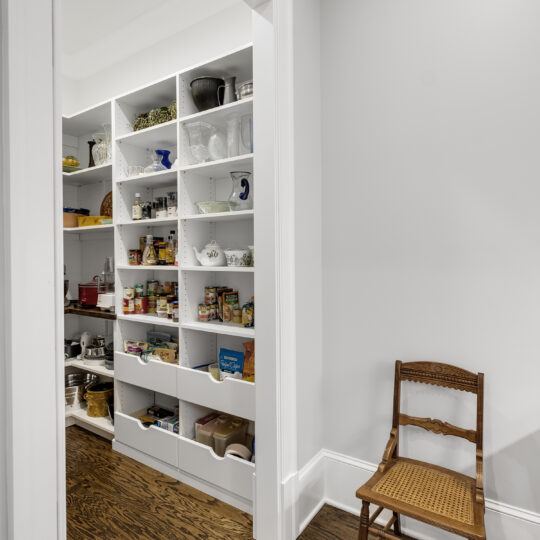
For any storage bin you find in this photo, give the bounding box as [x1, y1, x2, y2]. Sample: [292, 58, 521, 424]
[213, 418, 248, 457]
[195, 413, 228, 449]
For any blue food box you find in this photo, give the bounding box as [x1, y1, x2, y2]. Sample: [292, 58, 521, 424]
[218, 348, 245, 380]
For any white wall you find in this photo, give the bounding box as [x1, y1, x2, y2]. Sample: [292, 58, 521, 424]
[320, 0, 540, 528]
[62, 2, 252, 114]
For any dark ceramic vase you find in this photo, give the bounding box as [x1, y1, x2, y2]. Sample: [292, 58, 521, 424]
[190, 76, 224, 112]
[87, 140, 96, 167]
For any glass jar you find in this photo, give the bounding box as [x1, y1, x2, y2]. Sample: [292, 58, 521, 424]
[155, 197, 167, 219]
[167, 192, 177, 217]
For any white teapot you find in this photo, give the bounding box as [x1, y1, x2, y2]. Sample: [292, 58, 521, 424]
[193, 240, 226, 266]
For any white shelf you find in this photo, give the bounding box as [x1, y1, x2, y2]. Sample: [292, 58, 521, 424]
[117, 313, 178, 328]
[177, 366, 255, 421]
[117, 265, 178, 272]
[63, 224, 114, 234]
[116, 119, 177, 148]
[116, 168, 177, 188]
[179, 97, 253, 125]
[65, 358, 114, 378]
[182, 210, 254, 222]
[181, 321, 255, 338]
[181, 266, 254, 273]
[63, 101, 111, 137]
[63, 163, 112, 186]
[117, 217, 178, 228]
[68, 407, 114, 436]
[179, 154, 253, 178]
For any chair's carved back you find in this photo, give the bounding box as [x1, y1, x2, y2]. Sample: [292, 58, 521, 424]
[392, 360, 484, 459]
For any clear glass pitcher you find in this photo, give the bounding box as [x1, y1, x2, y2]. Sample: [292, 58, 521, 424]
[228, 171, 253, 211]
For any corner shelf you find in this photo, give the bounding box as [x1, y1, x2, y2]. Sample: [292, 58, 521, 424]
[65, 358, 114, 378]
[63, 224, 114, 234]
[63, 163, 112, 186]
[64, 303, 116, 321]
[68, 407, 114, 438]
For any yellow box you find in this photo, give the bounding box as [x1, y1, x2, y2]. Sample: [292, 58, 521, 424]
[77, 216, 111, 227]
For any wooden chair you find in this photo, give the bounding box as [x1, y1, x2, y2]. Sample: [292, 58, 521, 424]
[356, 361, 486, 540]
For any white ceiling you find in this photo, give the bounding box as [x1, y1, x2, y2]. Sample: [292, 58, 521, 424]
[62, 0, 242, 79]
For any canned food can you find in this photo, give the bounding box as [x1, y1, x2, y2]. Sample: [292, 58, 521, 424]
[123, 298, 134, 314]
[123, 287, 135, 300]
[198, 304, 209, 322]
[148, 295, 157, 313]
[147, 280, 159, 294]
[128, 250, 141, 265]
[134, 284, 145, 298]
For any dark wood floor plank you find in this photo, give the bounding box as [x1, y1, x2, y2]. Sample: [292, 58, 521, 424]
[67, 426, 364, 539]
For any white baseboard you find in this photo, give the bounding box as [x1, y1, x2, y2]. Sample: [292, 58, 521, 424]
[295, 449, 540, 540]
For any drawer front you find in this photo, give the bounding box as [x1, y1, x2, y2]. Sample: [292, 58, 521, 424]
[178, 436, 254, 500]
[115, 352, 177, 396]
[177, 367, 255, 420]
[115, 412, 178, 467]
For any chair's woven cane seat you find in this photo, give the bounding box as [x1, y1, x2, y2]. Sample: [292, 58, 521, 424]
[356, 457, 486, 540]
[373, 461, 473, 525]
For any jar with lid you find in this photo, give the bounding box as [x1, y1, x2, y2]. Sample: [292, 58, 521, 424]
[155, 196, 167, 219]
[132, 193, 143, 220]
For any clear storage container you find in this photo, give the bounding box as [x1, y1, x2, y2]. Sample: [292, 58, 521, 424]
[195, 413, 228, 449]
[213, 418, 248, 457]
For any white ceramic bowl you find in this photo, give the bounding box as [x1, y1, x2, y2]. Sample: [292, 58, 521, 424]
[196, 201, 230, 214]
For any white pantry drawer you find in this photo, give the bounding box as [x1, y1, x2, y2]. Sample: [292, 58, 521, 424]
[177, 367, 255, 421]
[115, 352, 177, 396]
[178, 436, 255, 501]
[115, 411, 178, 468]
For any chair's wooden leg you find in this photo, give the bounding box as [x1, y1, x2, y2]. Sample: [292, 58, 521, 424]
[358, 500, 370, 540]
[393, 512, 402, 536]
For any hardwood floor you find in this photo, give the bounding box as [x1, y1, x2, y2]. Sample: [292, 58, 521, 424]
[66, 426, 365, 539]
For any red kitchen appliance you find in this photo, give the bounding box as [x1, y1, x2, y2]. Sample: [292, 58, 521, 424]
[78, 276, 105, 307]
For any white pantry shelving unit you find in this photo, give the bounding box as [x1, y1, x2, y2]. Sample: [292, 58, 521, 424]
[61, 42, 257, 519]
[62, 101, 116, 440]
[57, 43, 258, 518]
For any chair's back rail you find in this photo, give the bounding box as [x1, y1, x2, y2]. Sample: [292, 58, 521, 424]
[400, 361, 478, 393]
[399, 413, 477, 443]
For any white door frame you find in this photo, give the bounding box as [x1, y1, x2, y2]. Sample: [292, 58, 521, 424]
[1, 0, 299, 538]
[1, 0, 62, 539]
